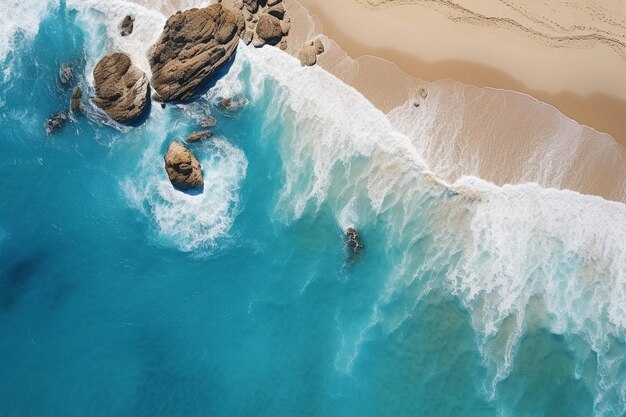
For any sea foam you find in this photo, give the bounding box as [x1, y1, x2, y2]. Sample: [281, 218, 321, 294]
[228, 44, 626, 413]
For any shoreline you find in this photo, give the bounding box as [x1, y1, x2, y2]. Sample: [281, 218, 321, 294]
[279, 0, 626, 202]
[296, 0, 626, 149]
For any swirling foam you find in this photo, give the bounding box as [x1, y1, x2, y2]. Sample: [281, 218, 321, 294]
[124, 136, 248, 252]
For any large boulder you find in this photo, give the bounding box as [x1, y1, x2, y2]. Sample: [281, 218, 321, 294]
[164, 142, 204, 190]
[93, 52, 150, 123]
[149, 4, 245, 102]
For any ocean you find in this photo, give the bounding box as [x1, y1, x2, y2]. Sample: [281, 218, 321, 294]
[1, 1, 625, 416]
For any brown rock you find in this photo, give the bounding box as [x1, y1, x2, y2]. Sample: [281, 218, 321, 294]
[256, 14, 283, 45]
[71, 86, 82, 113]
[185, 130, 213, 143]
[164, 142, 204, 190]
[120, 15, 134, 36]
[149, 4, 245, 102]
[93, 53, 149, 123]
[298, 44, 317, 66]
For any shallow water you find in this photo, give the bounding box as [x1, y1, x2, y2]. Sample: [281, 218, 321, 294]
[1, 2, 626, 417]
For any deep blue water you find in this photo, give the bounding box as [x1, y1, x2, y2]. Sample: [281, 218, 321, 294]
[1, 3, 625, 417]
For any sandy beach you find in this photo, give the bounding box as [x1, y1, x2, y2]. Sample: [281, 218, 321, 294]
[279, 0, 626, 202]
[296, 0, 626, 148]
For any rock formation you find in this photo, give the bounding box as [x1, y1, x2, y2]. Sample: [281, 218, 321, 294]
[93, 52, 150, 123]
[149, 4, 245, 102]
[199, 116, 217, 128]
[120, 15, 134, 36]
[70, 86, 82, 113]
[185, 130, 213, 143]
[164, 142, 204, 190]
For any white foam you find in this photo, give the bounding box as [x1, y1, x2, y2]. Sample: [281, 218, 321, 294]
[228, 44, 626, 412]
[123, 136, 248, 252]
[0, 0, 58, 65]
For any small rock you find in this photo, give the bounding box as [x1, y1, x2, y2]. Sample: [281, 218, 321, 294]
[70, 86, 82, 113]
[413, 102, 420, 108]
[298, 45, 317, 66]
[252, 35, 266, 48]
[45, 112, 70, 135]
[120, 15, 134, 36]
[161, 103, 166, 109]
[256, 13, 283, 45]
[313, 38, 324, 55]
[346, 226, 364, 260]
[185, 130, 213, 143]
[278, 39, 288, 50]
[419, 88, 428, 99]
[218, 96, 246, 111]
[267, 0, 282, 6]
[164, 142, 204, 191]
[199, 116, 217, 128]
[58, 64, 74, 87]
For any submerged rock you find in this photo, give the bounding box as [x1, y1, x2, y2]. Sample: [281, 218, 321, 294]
[164, 142, 204, 190]
[149, 4, 245, 102]
[70, 86, 82, 113]
[185, 130, 213, 143]
[93, 52, 150, 123]
[346, 226, 364, 260]
[218, 96, 246, 111]
[199, 116, 217, 128]
[120, 15, 135, 36]
[45, 111, 70, 134]
[58, 64, 74, 87]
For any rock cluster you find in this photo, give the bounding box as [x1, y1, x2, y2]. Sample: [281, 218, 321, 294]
[93, 52, 150, 123]
[299, 38, 324, 66]
[164, 142, 204, 190]
[149, 4, 245, 102]
[234, 0, 290, 48]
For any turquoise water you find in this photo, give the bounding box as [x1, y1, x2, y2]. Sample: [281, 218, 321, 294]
[1, 2, 626, 416]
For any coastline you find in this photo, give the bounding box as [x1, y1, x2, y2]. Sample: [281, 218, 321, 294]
[295, 0, 626, 149]
[280, 0, 626, 202]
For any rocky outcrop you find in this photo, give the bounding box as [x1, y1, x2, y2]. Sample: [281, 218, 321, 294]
[45, 111, 70, 134]
[185, 130, 213, 143]
[149, 4, 245, 102]
[120, 15, 134, 36]
[70, 86, 82, 113]
[164, 142, 204, 190]
[93, 52, 150, 123]
[346, 226, 364, 260]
